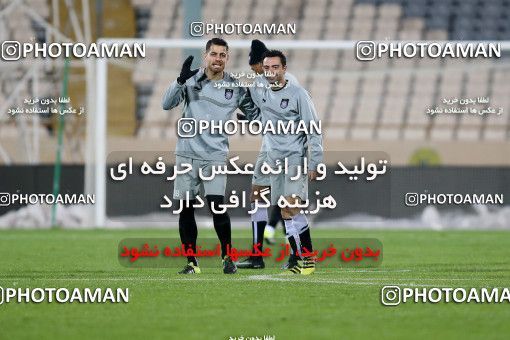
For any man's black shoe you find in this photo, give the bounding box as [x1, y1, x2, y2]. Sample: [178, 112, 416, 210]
[281, 254, 299, 270]
[236, 256, 265, 269]
[222, 256, 238, 274]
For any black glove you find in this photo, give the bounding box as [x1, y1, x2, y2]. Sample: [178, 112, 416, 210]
[177, 56, 199, 85]
[237, 112, 247, 121]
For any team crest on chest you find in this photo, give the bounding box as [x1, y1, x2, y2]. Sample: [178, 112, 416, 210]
[280, 99, 289, 109]
[225, 89, 233, 100]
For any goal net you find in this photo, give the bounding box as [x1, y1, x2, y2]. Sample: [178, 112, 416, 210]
[89, 38, 510, 228]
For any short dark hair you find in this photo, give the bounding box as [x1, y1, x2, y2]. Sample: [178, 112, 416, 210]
[206, 38, 229, 52]
[263, 50, 286, 67]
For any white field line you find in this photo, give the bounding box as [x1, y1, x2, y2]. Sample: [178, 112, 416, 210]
[0, 274, 501, 288]
[1, 276, 437, 286]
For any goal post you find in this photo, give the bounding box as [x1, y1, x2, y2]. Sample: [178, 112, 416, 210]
[89, 38, 510, 227]
[89, 38, 356, 227]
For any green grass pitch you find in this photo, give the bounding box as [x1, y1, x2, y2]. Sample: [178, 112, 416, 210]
[0, 228, 509, 339]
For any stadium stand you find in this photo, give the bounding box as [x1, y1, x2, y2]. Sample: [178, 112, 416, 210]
[0, 0, 136, 163]
[1, 0, 509, 165]
[131, 0, 509, 144]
